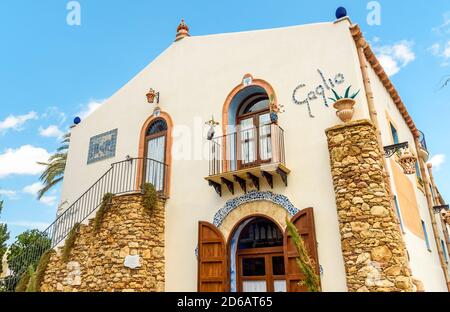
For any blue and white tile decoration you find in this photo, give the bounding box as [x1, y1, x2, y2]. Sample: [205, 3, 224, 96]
[87, 129, 118, 164]
[212, 190, 299, 228]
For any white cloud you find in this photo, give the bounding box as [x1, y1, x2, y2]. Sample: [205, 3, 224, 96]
[39, 196, 57, 207]
[377, 54, 400, 76]
[373, 40, 415, 76]
[77, 99, 107, 119]
[428, 154, 446, 171]
[6, 220, 50, 231]
[39, 125, 64, 138]
[0, 111, 38, 134]
[0, 145, 51, 178]
[22, 182, 44, 196]
[0, 189, 17, 199]
[428, 41, 450, 66]
[41, 106, 67, 125]
[433, 12, 450, 35]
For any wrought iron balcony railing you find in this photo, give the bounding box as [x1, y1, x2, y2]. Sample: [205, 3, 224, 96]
[418, 130, 428, 152]
[418, 130, 429, 162]
[209, 124, 285, 176]
[206, 124, 289, 196]
[0, 157, 167, 292]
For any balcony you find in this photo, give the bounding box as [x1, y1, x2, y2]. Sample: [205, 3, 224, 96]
[418, 130, 429, 162]
[205, 124, 290, 196]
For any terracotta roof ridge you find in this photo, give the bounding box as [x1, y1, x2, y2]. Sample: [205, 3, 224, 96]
[350, 24, 419, 138]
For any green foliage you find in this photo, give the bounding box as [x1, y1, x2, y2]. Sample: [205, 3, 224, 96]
[286, 218, 320, 292]
[15, 267, 31, 292]
[328, 85, 360, 103]
[35, 249, 55, 291]
[61, 223, 80, 262]
[15, 265, 38, 292]
[94, 193, 114, 232]
[142, 183, 157, 212]
[0, 198, 10, 273]
[25, 265, 37, 292]
[37, 133, 70, 199]
[7, 229, 51, 277]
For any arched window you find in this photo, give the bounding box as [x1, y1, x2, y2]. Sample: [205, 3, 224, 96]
[144, 118, 167, 192]
[237, 93, 269, 116]
[146, 119, 168, 135]
[238, 217, 283, 249]
[236, 217, 285, 292]
[236, 92, 272, 168]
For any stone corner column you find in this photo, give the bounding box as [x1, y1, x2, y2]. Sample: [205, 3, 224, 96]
[325, 119, 414, 292]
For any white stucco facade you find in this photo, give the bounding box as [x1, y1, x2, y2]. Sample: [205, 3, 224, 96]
[59, 18, 449, 292]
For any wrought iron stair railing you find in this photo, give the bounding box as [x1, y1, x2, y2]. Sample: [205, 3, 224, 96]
[0, 157, 167, 291]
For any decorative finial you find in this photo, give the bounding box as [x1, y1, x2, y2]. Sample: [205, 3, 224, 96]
[205, 115, 219, 140]
[175, 19, 190, 41]
[335, 7, 347, 19]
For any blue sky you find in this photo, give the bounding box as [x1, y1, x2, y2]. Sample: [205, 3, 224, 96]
[0, 0, 449, 244]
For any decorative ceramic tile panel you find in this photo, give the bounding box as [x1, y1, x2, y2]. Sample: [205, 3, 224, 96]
[87, 129, 118, 164]
[212, 190, 299, 228]
[195, 191, 300, 258]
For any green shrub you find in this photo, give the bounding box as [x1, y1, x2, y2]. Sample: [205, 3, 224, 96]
[62, 223, 80, 263]
[94, 193, 114, 232]
[142, 183, 157, 212]
[15, 266, 32, 292]
[286, 218, 321, 292]
[35, 249, 55, 291]
[25, 266, 36, 292]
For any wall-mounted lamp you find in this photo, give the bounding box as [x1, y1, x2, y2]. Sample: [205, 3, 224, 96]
[146, 88, 160, 104]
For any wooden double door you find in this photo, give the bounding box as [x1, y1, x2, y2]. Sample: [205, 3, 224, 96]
[237, 248, 286, 292]
[197, 208, 319, 292]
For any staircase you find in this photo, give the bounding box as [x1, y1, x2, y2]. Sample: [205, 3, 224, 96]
[1, 157, 167, 291]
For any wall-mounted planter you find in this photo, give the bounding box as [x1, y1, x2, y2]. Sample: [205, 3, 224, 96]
[333, 98, 356, 123]
[398, 148, 417, 175]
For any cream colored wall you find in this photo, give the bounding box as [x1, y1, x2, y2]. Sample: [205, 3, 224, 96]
[366, 62, 448, 291]
[61, 19, 371, 292]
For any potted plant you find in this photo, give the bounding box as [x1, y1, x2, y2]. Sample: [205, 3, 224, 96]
[328, 86, 360, 123]
[269, 94, 285, 123]
[398, 147, 417, 175]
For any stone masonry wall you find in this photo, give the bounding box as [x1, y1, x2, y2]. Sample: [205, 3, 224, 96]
[326, 119, 414, 292]
[40, 193, 165, 292]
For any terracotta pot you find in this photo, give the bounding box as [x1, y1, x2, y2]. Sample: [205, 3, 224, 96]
[398, 148, 417, 175]
[333, 98, 356, 123]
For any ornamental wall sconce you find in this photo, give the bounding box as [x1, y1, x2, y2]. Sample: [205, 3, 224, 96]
[383, 142, 417, 175]
[146, 88, 160, 104]
[205, 115, 219, 140]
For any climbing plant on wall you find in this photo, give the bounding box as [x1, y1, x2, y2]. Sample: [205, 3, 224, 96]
[286, 218, 320, 292]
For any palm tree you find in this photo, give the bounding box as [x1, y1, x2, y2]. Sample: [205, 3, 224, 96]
[37, 133, 70, 199]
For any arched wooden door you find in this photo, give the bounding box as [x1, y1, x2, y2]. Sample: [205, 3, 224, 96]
[197, 222, 228, 292]
[283, 208, 320, 292]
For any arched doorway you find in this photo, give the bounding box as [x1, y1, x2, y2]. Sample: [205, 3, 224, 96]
[143, 118, 167, 191]
[197, 207, 320, 292]
[138, 111, 173, 196]
[235, 217, 286, 292]
[236, 91, 272, 168]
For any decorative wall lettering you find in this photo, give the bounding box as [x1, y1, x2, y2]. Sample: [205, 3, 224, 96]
[292, 69, 345, 117]
[87, 129, 118, 164]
